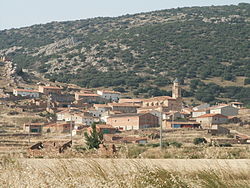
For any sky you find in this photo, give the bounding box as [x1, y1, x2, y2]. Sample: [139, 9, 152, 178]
[0, 0, 249, 30]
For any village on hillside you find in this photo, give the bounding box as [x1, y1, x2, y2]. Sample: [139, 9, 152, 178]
[0, 56, 249, 158]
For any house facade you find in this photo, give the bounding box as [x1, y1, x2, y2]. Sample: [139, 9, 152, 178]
[118, 98, 143, 105]
[43, 123, 72, 133]
[192, 109, 210, 118]
[107, 113, 158, 130]
[13, 89, 40, 98]
[163, 121, 201, 129]
[97, 90, 121, 102]
[196, 114, 228, 127]
[108, 103, 140, 113]
[38, 86, 62, 95]
[75, 93, 104, 103]
[210, 105, 238, 116]
[23, 123, 45, 133]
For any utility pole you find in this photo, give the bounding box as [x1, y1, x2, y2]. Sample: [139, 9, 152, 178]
[68, 105, 73, 143]
[28, 122, 31, 143]
[159, 108, 163, 149]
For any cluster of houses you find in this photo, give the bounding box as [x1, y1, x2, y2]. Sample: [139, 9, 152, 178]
[16, 79, 243, 143]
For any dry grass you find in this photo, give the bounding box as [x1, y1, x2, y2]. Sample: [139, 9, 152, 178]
[0, 157, 250, 187]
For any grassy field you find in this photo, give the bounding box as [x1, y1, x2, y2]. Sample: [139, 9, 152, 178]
[1, 157, 250, 187]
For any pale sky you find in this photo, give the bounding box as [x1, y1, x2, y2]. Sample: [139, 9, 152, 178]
[0, 0, 249, 30]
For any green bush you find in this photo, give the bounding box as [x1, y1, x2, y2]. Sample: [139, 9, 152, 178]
[169, 142, 182, 148]
[219, 143, 232, 147]
[193, 138, 207, 145]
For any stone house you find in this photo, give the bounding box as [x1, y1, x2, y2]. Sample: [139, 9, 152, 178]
[38, 86, 62, 95]
[23, 123, 45, 133]
[43, 122, 72, 133]
[107, 113, 158, 131]
[210, 105, 238, 116]
[50, 93, 74, 108]
[208, 125, 230, 135]
[74, 93, 105, 103]
[118, 98, 143, 106]
[196, 114, 228, 128]
[13, 89, 40, 98]
[142, 96, 182, 111]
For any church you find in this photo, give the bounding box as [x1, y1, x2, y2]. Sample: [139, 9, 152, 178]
[142, 78, 182, 112]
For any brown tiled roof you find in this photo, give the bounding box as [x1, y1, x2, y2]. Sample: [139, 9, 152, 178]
[119, 99, 143, 103]
[143, 96, 175, 102]
[196, 114, 228, 118]
[41, 86, 62, 89]
[108, 103, 140, 107]
[94, 104, 110, 108]
[109, 113, 149, 118]
[14, 89, 39, 93]
[98, 90, 121, 94]
[76, 93, 100, 97]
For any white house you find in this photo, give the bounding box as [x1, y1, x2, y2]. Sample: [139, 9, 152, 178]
[13, 89, 39, 98]
[97, 90, 121, 102]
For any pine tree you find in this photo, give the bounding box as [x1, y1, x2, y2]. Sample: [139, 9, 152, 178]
[84, 123, 103, 149]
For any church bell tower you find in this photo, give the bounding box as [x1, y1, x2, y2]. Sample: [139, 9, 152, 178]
[172, 78, 181, 99]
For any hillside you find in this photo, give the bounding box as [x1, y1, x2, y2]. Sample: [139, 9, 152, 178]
[0, 3, 249, 105]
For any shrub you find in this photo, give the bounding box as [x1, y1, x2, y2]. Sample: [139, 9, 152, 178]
[169, 142, 182, 148]
[193, 138, 207, 145]
[219, 143, 232, 147]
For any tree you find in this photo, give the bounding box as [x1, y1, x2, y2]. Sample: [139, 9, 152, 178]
[84, 123, 103, 149]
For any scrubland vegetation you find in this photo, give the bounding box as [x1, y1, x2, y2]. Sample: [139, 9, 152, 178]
[1, 3, 250, 105]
